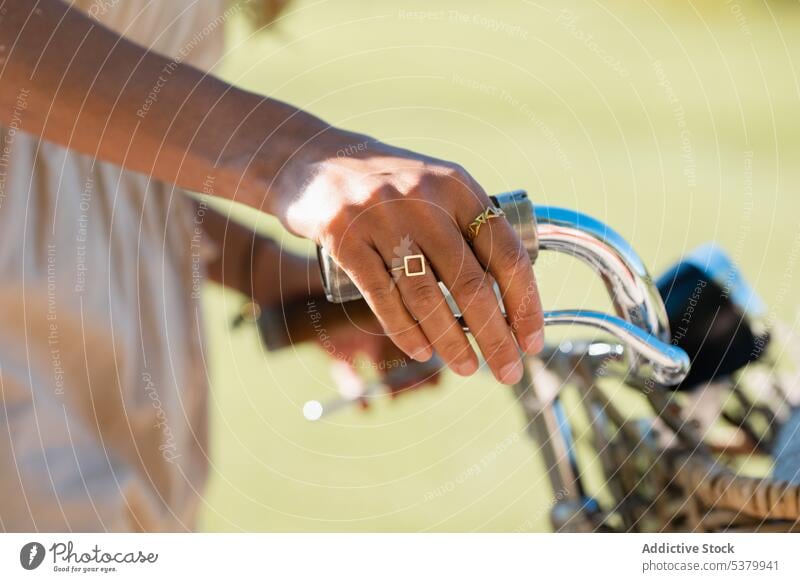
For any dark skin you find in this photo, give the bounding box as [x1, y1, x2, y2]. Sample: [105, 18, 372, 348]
[0, 0, 544, 384]
[198, 201, 323, 305]
[199, 203, 440, 395]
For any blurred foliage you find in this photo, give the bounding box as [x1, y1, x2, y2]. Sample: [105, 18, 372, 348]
[199, 0, 800, 531]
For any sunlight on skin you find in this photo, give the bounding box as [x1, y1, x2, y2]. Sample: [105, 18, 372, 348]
[201, 0, 800, 532]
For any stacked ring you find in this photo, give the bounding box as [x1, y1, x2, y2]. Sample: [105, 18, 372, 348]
[466, 206, 506, 243]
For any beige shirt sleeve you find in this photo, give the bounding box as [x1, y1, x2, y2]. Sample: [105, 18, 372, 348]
[0, 0, 226, 532]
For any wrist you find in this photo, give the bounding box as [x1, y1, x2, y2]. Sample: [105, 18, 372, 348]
[245, 124, 375, 223]
[216, 99, 352, 216]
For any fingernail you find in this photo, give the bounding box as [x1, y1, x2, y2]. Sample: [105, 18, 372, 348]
[453, 359, 479, 377]
[498, 359, 524, 385]
[411, 347, 433, 362]
[522, 329, 545, 354]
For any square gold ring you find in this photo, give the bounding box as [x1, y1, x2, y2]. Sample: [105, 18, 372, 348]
[391, 254, 427, 277]
[403, 254, 426, 277]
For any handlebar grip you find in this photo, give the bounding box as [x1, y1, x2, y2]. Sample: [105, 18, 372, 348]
[317, 190, 538, 303]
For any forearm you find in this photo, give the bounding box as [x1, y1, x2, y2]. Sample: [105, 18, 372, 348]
[199, 203, 324, 306]
[0, 0, 334, 211]
[0, 1, 544, 382]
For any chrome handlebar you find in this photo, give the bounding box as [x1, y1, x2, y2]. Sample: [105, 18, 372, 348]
[317, 191, 689, 386]
[533, 204, 670, 342]
[541, 310, 688, 385]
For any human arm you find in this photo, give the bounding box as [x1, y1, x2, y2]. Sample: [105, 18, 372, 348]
[0, 0, 543, 384]
[199, 202, 441, 395]
[197, 202, 322, 306]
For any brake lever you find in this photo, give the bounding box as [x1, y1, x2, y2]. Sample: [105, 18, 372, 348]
[300, 310, 689, 421]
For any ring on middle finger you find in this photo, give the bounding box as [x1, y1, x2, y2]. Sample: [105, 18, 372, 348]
[390, 253, 427, 278]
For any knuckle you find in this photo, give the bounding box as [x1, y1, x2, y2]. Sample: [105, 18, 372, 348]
[441, 162, 469, 182]
[482, 334, 514, 361]
[453, 269, 492, 302]
[412, 172, 444, 198]
[496, 240, 530, 273]
[390, 327, 419, 346]
[510, 294, 543, 333]
[370, 183, 402, 203]
[325, 207, 363, 242]
[327, 233, 360, 258]
[511, 312, 539, 336]
[515, 307, 540, 325]
[419, 165, 467, 192]
[438, 336, 467, 359]
[359, 279, 394, 306]
[406, 279, 442, 311]
[447, 165, 484, 198]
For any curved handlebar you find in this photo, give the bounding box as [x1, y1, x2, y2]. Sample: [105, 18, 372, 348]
[534, 205, 670, 342]
[541, 310, 689, 385]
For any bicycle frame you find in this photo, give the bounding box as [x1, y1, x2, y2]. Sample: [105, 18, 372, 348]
[283, 190, 800, 531]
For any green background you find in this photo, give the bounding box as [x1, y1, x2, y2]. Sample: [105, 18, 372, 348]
[198, 0, 800, 531]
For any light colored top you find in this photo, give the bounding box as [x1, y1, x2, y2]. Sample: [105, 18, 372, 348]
[0, 0, 226, 531]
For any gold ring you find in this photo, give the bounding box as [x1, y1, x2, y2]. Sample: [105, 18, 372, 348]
[390, 254, 427, 277]
[466, 206, 506, 242]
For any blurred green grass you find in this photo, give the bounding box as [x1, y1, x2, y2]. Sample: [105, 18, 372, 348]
[198, 0, 800, 531]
